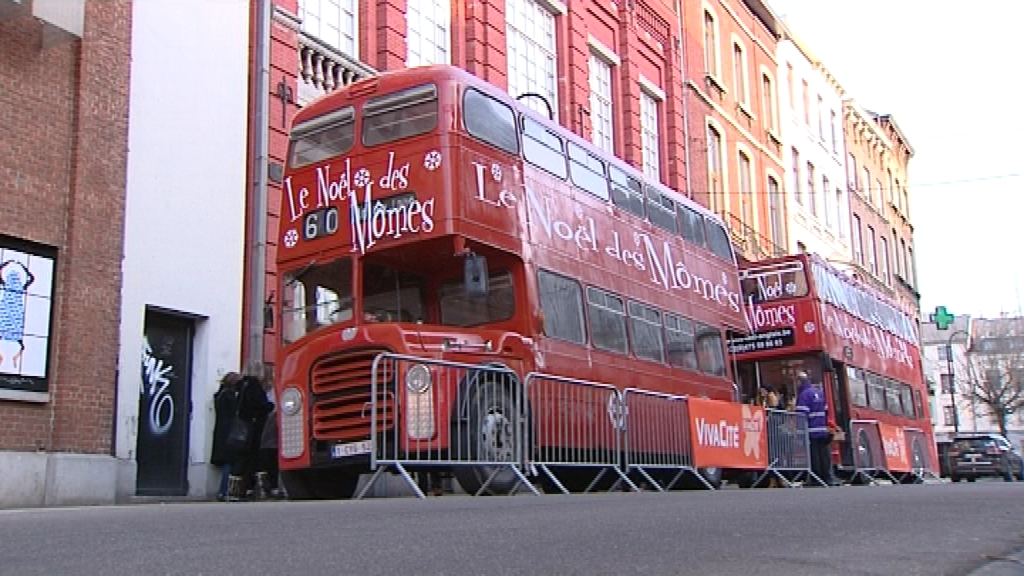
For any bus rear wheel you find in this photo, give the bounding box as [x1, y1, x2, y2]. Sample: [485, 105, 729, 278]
[453, 382, 525, 496]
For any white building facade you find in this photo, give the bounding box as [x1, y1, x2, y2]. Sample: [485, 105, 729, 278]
[775, 32, 850, 261]
[921, 316, 972, 444]
[114, 0, 249, 499]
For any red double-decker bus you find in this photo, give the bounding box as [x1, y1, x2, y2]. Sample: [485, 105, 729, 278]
[729, 253, 937, 480]
[273, 65, 750, 498]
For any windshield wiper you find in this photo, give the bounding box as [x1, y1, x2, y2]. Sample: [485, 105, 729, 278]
[285, 259, 317, 287]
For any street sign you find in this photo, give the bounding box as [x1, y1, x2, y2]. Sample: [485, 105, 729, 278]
[930, 306, 955, 330]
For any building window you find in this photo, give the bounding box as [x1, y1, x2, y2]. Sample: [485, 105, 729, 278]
[791, 148, 801, 205]
[801, 80, 809, 125]
[588, 52, 614, 153]
[786, 62, 794, 110]
[867, 225, 877, 275]
[507, 0, 558, 120]
[862, 166, 872, 202]
[806, 162, 816, 216]
[817, 95, 824, 140]
[847, 153, 857, 191]
[940, 372, 953, 395]
[887, 169, 895, 208]
[0, 237, 57, 394]
[703, 10, 718, 77]
[768, 176, 782, 250]
[298, 0, 358, 56]
[738, 151, 753, 228]
[732, 42, 747, 106]
[640, 91, 660, 180]
[822, 175, 832, 227]
[835, 188, 845, 238]
[939, 345, 953, 363]
[903, 188, 910, 219]
[892, 229, 901, 277]
[875, 179, 883, 208]
[906, 245, 915, 287]
[707, 124, 723, 213]
[852, 214, 863, 264]
[830, 109, 838, 153]
[406, 0, 450, 66]
[880, 236, 890, 285]
[943, 405, 956, 426]
[901, 238, 909, 281]
[761, 73, 775, 132]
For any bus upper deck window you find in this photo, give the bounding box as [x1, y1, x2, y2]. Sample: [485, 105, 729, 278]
[362, 83, 439, 147]
[288, 107, 355, 168]
[705, 217, 735, 263]
[463, 88, 519, 155]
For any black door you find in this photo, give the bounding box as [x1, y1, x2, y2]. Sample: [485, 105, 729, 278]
[136, 310, 194, 496]
[830, 362, 854, 467]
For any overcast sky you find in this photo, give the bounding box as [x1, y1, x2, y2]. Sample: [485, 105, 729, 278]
[767, 0, 1024, 320]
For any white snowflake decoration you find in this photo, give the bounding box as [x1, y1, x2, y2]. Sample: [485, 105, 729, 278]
[491, 163, 502, 182]
[283, 229, 299, 248]
[424, 150, 442, 171]
[804, 322, 817, 334]
[353, 168, 371, 188]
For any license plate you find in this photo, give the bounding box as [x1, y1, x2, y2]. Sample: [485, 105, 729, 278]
[331, 440, 373, 458]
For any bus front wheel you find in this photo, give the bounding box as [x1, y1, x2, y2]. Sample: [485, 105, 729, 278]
[452, 381, 526, 496]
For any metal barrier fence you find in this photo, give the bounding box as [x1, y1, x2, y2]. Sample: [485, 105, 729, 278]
[620, 388, 709, 491]
[848, 420, 898, 484]
[754, 409, 824, 488]
[355, 353, 538, 499]
[524, 373, 636, 494]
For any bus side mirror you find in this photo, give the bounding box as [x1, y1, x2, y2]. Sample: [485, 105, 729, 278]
[464, 254, 489, 298]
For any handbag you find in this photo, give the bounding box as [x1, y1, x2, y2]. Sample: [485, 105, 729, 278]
[226, 405, 251, 451]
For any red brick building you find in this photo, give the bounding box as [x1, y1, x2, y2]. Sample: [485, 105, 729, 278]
[681, 0, 784, 262]
[244, 0, 710, 372]
[0, 1, 131, 505]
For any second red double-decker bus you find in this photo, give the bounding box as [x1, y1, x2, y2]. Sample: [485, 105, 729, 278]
[729, 253, 937, 481]
[274, 65, 751, 498]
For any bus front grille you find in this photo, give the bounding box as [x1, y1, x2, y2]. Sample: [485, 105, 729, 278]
[311, 349, 394, 442]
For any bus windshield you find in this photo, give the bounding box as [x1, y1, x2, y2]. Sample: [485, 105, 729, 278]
[740, 259, 809, 304]
[281, 257, 353, 344]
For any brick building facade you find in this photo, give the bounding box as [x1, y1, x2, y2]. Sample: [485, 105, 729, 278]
[843, 99, 919, 319]
[681, 0, 784, 263]
[0, 1, 131, 505]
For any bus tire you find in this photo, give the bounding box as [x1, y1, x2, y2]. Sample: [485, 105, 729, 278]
[452, 381, 525, 496]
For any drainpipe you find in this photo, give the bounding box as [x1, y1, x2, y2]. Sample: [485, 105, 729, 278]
[248, 0, 271, 375]
[675, 0, 694, 199]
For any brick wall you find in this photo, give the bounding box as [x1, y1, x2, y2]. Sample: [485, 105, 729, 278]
[0, 1, 131, 453]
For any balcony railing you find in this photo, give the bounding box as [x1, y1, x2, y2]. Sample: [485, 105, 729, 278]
[297, 32, 378, 105]
[719, 211, 786, 261]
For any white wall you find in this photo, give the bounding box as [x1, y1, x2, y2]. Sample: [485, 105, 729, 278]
[116, 0, 249, 498]
[776, 39, 849, 261]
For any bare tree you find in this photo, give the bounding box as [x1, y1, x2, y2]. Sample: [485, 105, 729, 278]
[958, 318, 1024, 437]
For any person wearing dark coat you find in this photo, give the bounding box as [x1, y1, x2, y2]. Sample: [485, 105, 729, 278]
[227, 374, 274, 500]
[212, 372, 242, 501]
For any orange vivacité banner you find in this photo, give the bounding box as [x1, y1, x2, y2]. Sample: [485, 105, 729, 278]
[878, 422, 911, 472]
[688, 397, 767, 469]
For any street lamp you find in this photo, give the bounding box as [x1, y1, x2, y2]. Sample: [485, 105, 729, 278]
[945, 328, 969, 435]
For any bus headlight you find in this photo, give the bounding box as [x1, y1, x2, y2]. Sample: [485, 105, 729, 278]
[405, 364, 432, 393]
[280, 387, 302, 416]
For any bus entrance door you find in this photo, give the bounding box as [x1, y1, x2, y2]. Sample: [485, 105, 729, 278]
[829, 362, 853, 467]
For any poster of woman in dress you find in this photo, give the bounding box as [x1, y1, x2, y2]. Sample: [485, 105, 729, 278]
[0, 247, 54, 383]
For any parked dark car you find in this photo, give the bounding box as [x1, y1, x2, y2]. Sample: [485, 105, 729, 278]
[949, 434, 1023, 482]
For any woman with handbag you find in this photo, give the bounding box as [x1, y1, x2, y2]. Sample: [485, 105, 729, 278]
[226, 374, 274, 501]
[211, 372, 242, 501]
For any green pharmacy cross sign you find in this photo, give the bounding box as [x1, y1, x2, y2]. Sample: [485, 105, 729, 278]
[930, 306, 956, 330]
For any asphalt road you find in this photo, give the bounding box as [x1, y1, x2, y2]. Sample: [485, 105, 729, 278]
[1, 482, 1022, 576]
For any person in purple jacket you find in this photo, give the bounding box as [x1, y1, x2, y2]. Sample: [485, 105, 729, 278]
[795, 371, 838, 486]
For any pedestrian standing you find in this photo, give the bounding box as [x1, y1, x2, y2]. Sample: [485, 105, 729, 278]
[226, 374, 274, 501]
[795, 371, 837, 486]
[211, 372, 242, 501]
